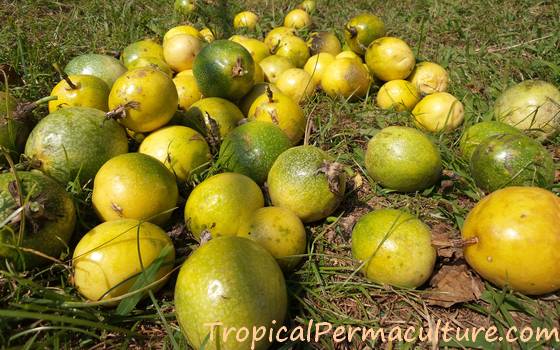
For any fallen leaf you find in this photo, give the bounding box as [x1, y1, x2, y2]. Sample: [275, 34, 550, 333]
[425, 263, 485, 308]
[430, 224, 463, 259]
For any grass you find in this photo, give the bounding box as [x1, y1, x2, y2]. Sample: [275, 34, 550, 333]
[1, 0, 560, 348]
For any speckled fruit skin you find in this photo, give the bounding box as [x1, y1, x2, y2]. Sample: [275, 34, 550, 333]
[307, 31, 342, 56]
[365, 37, 415, 81]
[139, 126, 211, 182]
[470, 133, 554, 193]
[92, 153, 179, 226]
[493, 80, 560, 140]
[459, 121, 522, 161]
[0, 171, 76, 269]
[218, 121, 291, 184]
[73, 219, 175, 303]
[184, 173, 264, 240]
[193, 40, 255, 101]
[121, 39, 164, 69]
[183, 97, 245, 139]
[108, 67, 178, 132]
[238, 206, 306, 271]
[321, 58, 371, 101]
[64, 54, 127, 88]
[365, 126, 442, 192]
[343, 13, 386, 55]
[351, 209, 436, 288]
[267, 146, 346, 223]
[0, 91, 29, 164]
[48, 74, 110, 112]
[462, 187, 560, 295]
[248, 90, 305, 145]
[175, 236, 287, 350]
[24, 107, 128, 184]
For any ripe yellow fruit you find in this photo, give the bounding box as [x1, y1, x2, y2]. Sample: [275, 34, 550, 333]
[304, 52, 335, 86]
[163, 25, 202, 43]
[163, 34, 202, 72]
[307, 31, 342, 56]
[274, 35, 310, 68]
[233, 11, 259, 30]
[298, 0, 316, 13]
[73, 219, 175, 304]
[259, 55, 295, 83]
[199, 28, 215, 43]
[276, 68, 317, 103]
[264, 26, 296, 51]
[239, 83, 281, 116]
[230, 36, 270, 63]
[412, 92, 465, 132]
[238, 206, 307, 271]
[335, 50, 362, 63]
[284, 9, 311, 29]
[173, 74, 202, 110]
[127, 56, 173, 77]
[49, 74, 109, 112]
[253, 61, 265, 83]
[365, 37, 415, 81]
[248, 89, 306, 144]
[408, 62, 449, 94]
[376, 80, 421, 111]
[321, 58, 371, 100]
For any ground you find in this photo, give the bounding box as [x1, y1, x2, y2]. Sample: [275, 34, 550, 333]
[0, 0, 559, 349]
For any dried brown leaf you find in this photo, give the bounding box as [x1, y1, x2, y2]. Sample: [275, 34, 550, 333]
[426, 264, 484, 308]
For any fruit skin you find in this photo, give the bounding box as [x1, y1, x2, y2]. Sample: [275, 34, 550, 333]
[238, 206, 306, 272]
[163, 25, 202, 44]
[173, 73, 202, 110]
[298, 0, 316, 13]
[459, 121, 522, 161]
[218, 121, 291, 184]
[108, 67, 178, 132]
[470, 134, 554, 193]
[407, 62, 449, 95]
[183, 97, 245, 140]
[248, 90, 305, 145]
[376, 79, 420, 112]
[48, 74, 110, 112]
[64, 54, 126, 88]
[268, 145, 346, 223]
[0, 171, 76, 269]
[365, 126, 442, 192]
[193, 40, 255, 101]
[0, 91, 29, 164]
[307, 31, 341, 56]
[321, 58, 371, 100]
[199, 28, 215, 43]
[139, 126, 211, 182]
[352, 209, 436, 288]
[121, 39, 164, 69]
[493, 80, 560, 140]
[239, 82, 280, 116]
[303, 52, 335, 86]
[264, 27, 296, 52]
[259, 55, 294, 83]
[276, 68, 317, 103]
[233, 11, 259, 30]
[92, 153, 179, 226]
[175, 236, 287, 350]
[174, 0, 196, 15]
[163, 34, 202, 72]
[24, 106, 128, 184]
[365, 37, 415, 81]
[284, 9, 311, 29]
[126, 56, 173, 77]
[462, 187, 560, 295]
[274, 35, 310, 68]
[343, 13, 386, 55]
[230, 36, 270, 63]
[412, 92, 465, 132]
[185, 173, 264, 240]
[73, 219, 175, 303]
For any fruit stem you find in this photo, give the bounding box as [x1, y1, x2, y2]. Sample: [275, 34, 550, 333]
[346, 25, 358, 38]
[52, 63, 79, 90]
[105, 101, 141, 121]
[265, 85, 274, 103]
